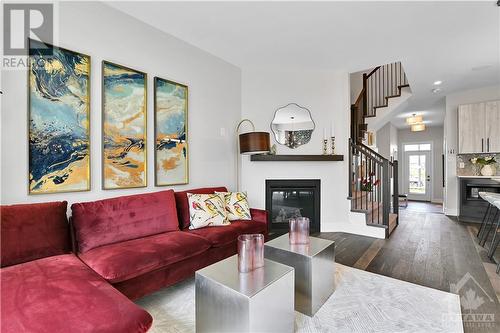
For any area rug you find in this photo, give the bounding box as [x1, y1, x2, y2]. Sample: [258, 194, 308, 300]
[136, 263, 463, 333]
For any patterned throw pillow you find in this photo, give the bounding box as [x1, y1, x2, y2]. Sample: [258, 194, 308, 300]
[187, 193, 230, 229]
[217, 191, 252, 221]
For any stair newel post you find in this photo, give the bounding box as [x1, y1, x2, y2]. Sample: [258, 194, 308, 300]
[364, 153, 368, 210]
[350, 105, 356, 143]
[382, 159, 390, 236]
[348, 139, 353, 199]
[398, 62, 402, 88]
[377, 162, 381, 225]
[370, 159, 375, 224]
[392, 160, 399, 223]
[362, 73, 367, 117]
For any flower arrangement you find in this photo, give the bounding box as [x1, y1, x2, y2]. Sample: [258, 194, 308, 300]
[476, 156, 497, 165]
[360, 172, 380, 192]
[470, 155, 497, 176]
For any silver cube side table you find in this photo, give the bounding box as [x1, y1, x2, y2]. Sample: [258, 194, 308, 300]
[195, 254, 294, 333]
[265, 233, 335, 316]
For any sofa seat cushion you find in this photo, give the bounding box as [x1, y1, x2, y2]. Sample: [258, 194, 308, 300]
[187, 225, 237, 247]
[1, 201, 70, 267]
[175, 187, 228, 230]
[0, 254, 152, 333]
[187, 221, 266, 247]
[72, 190, 179, 253]
[79, 231, 211, 283]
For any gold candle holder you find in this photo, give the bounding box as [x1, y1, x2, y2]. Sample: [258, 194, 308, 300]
[322, 139, 328, 155]
[330, 136, 336, 155]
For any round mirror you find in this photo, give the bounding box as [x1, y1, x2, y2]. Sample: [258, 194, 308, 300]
[271, 103, 315, 149]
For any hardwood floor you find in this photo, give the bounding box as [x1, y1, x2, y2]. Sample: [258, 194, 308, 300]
[314, 204, 500, 333]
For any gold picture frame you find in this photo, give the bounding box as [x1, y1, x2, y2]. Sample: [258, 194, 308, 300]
[101, 60, 147, 189]
[154, 76, 189, 186]
[28, 39, 91, 194]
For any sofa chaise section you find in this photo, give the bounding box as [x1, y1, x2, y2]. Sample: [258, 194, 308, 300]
[0, 201, 152, 333]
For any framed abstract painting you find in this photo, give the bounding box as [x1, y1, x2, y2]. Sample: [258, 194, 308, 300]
[28, 39, 90, 194]
[154, 77, 188, 186]
[102, 61, 147, 189]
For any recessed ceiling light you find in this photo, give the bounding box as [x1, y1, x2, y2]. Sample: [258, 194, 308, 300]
[433, 80, 442, 85]
[432, 88, 441, 93]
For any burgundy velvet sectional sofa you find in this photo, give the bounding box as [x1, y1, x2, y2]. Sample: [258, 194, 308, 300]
[1, 187, 269, 332]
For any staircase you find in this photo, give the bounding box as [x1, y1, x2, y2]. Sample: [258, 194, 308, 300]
[348, 61, 409, 238]
[351, 61, 409, 142]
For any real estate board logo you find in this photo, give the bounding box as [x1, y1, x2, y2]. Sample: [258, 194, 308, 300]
[449, 272, 495, 329]
[3, 3, 53, 68]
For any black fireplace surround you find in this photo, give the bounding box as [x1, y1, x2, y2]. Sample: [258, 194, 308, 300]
[265, 179, 320, 234]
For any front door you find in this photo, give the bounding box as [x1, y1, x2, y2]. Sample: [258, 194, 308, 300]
[405, 150, 431, 201]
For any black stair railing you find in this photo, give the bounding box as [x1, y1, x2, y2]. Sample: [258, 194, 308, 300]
[351, 61, 409, 142]
[348, 139, 399, 236]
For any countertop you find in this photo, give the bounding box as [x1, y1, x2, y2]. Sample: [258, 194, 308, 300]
[457, 175, 500, 178]
[457, 175, 500, 182]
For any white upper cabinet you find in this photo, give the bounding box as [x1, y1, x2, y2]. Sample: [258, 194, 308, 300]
[485, 101, 500, 153]
[458, 103, 486, 153]
[458, 100, 500, 154]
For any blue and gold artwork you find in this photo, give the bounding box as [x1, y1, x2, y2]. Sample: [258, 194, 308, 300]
[29, 39, 90, 194]
[154, 77, 188, 186]
[102, 61, 147, 189]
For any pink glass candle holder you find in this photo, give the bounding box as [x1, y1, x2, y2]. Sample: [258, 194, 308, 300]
[237, 234, 264, 273]
[289, 217, 310, 245]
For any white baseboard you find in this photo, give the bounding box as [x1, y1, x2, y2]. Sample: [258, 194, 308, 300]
[444, 208, 458, 216]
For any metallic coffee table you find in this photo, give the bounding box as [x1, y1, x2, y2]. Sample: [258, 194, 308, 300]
[265, 233, 335, 316]
[195, 254, 294, 333]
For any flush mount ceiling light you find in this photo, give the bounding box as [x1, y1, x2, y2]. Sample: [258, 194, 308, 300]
[433, 80, 442, 85]
[406, 113, 423, 125]
[432, 88, 441, 93]
[411, 123, 426, 132]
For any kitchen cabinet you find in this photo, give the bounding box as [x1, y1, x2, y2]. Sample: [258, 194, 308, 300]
[485, 101, 500, 153]
[458, 100, 500, 154]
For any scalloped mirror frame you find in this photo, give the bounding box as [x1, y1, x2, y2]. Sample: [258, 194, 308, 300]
[270, 103, 315, 149]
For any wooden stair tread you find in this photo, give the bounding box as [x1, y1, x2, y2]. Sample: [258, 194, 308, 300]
[389, 213, 398, 234]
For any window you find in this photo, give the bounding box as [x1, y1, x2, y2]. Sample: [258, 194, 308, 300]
[404, 143, 431, 152]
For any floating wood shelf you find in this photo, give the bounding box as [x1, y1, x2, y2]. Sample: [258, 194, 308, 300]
[250, 154, 344, 162]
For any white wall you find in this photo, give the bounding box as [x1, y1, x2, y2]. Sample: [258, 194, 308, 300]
[240, 69, 352, 232]
[397, 126, 444, 203]
[444, 85, 500, 215]
[349, 68, 373, 104]
[376, 122, 398, 160]
[1, 2, 241, 206]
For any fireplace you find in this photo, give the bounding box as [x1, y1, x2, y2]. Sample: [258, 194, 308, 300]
[265, 179, 320, 234]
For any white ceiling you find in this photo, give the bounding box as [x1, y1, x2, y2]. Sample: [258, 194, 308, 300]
[107, 1, 500, 127]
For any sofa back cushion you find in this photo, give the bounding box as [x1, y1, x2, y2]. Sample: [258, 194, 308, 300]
[1, 201, 70, 267]
[71, 190, 179, 253]
[174, 187, 228, 229]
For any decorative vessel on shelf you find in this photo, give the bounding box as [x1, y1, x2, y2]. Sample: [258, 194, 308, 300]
[481, 164, 497, 176]
[289, 217, 310, 245]
[476, 156, 497, 177]
[237, 234, 264, 273]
